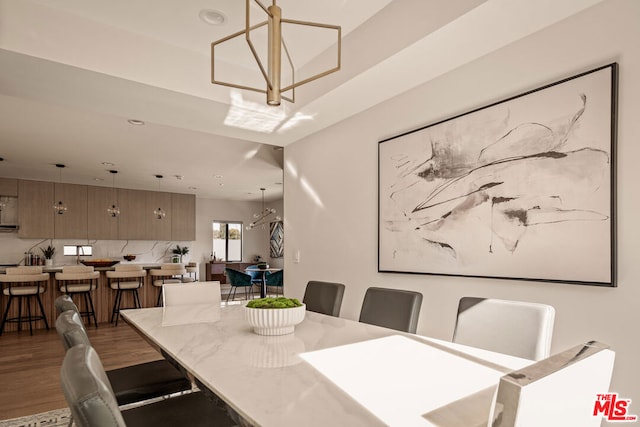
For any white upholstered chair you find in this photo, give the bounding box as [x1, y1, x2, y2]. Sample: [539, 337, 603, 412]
[453, 297, 555, 361]
[0, 266, 50, 335]
[106, 264, 146, 325]
[55, 265, 100, 326]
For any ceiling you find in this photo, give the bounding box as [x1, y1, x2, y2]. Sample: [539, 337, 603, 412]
[0, 0, 603, 201]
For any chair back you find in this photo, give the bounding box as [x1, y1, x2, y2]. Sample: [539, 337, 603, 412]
[453, 297, 555, 360]
[359, 287, 423, 333]
[55, 295, 79, 316]
[61, 344, 126, 427]
[225, 268, 252, 286]
[490, 341, 615, 427]
[0, 266, 49, 283]
[163, 281, 221, 307]
[303, 281, 345, 317]
[55, 310, 91, 351]
[246, 265, 262, 282]
[265, 270, 283, 287]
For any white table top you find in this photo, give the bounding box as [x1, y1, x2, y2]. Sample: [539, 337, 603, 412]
[122, 304, 533, 427]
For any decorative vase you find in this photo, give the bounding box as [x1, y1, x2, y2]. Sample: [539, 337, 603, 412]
[45, 259, 53, 267]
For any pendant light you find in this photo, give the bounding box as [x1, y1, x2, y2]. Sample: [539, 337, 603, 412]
[107, 170, 120, 217]
[247, 187, 280, 230]
[53, 164, 68, 215]
[153, 174, 166, 219]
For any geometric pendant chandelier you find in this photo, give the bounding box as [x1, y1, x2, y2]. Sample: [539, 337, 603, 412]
[211, 0, 341, 106]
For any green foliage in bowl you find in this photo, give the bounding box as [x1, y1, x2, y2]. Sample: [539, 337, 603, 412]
[246, 297, 302, 309]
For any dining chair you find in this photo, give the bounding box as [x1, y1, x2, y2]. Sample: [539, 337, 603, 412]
[265, 269, 284, 296]
[61, 344, 236, 427]
[0, 266, 50, 335]
[224, 268, 254, 302]
[55, 310, 192, 406]
[302, 280, 345, 317]
[452, 297, 555, 360]
[163, 281, 221, 307]
[245, 264, 263, 285]
[359, 287, 423, 333]
[55, 294, 79, 316]
[490, 341, 615, 427]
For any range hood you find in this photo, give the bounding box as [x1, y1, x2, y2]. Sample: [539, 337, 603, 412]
[0, 224, 19, 232]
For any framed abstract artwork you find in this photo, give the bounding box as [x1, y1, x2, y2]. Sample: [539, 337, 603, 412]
[270, 221, 284, 258]
[378, 63, 617, 286]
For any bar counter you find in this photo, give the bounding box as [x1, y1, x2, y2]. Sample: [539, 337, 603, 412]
[0, 263, 170, 333]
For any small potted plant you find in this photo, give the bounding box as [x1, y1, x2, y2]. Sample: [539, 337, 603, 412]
[171, 245, 189, 263]
[40, 244, 55, 266]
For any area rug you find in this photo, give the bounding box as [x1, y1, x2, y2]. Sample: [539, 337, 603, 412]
[0, 408, 71, 427]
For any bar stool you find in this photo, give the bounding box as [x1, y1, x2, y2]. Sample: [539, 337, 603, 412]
[184, 262, 198, 282]
[149, 263, 186, 306]
[0, 266, 50, 335]
[55, 265, 100, 327]
[106, 264, 146, 325]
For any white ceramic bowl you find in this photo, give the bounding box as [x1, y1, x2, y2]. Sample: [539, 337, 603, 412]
[244, 304, 306, 336]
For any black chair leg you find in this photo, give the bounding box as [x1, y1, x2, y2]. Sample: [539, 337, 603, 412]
[111, 289, 121, 324]
[156, 287, 163, 307]
[26, 297, 33, 335]
[87, 293, 98, 327]
[17, 296, 22, 332]
[0, 295, 13, 335]
[36, 294, 49, 330]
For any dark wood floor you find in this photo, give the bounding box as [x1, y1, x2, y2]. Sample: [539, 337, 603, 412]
[0, 321, 163, 420]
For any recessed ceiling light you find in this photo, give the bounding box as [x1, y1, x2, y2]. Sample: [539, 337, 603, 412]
[214, 174, 224, 179]
[219, 183, 224, 187]
[199, 9, 226, 26]
[127, 119, 145, 126]
[101, 162, 115, 167]
[188, 186, 198, 190]
[175, 175, 184, 180]
[94, 178, 104, 182]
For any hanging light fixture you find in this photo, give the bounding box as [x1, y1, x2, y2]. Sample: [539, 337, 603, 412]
[107, 170, 120, 217]
[153, 175, 166, 219]
[53, 164, 68, 215]
[247, 188, 281, 230]
[211, 0, 341, 106]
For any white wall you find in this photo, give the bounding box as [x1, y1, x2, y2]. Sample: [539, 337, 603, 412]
[284, 0, 640, 407]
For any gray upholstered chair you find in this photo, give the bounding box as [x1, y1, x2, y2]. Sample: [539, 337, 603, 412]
[359, 287, 423, 333]
[55, 310, 191, 406]
[0, 266, 50, 335]
[302, 281, 345, 317]
[54, 294, 79, 316]
[452, 297, 555, 360]
[61, 344, 236, 427]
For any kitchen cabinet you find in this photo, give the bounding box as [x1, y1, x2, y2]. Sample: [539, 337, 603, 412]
[117, 188, 148, 240]
[54, 183, 88, 239]
[171, 193, 195, 241]
[88, 185, 119, 240]
[18, 180, 54, 238]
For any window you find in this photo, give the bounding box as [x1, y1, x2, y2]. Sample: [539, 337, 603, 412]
[212, 221, 243, 262]
[63, 245, 93, 256]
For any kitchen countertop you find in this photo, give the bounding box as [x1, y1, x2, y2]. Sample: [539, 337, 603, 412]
[0, 263, 163, 274]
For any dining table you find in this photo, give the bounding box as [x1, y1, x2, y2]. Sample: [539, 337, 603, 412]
[121, 303, 534, 427]
[244, 267, 280, 298]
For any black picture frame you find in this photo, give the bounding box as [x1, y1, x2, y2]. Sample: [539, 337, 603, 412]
[378, 63, 618, 287]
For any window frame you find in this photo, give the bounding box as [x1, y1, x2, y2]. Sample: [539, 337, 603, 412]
[212, 220, 243, 262]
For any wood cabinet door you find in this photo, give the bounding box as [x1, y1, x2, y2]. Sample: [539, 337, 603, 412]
[18, 180, 54, 238]
[171, 193, 195, 241]
[0, 178, 18, 196]
[88, 185, 119, 239]
[54, 183, 88, 239]
[117, 188, 148, 240]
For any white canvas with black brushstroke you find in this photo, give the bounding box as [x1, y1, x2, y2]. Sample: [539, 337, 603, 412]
[378, 64, 616, 286]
